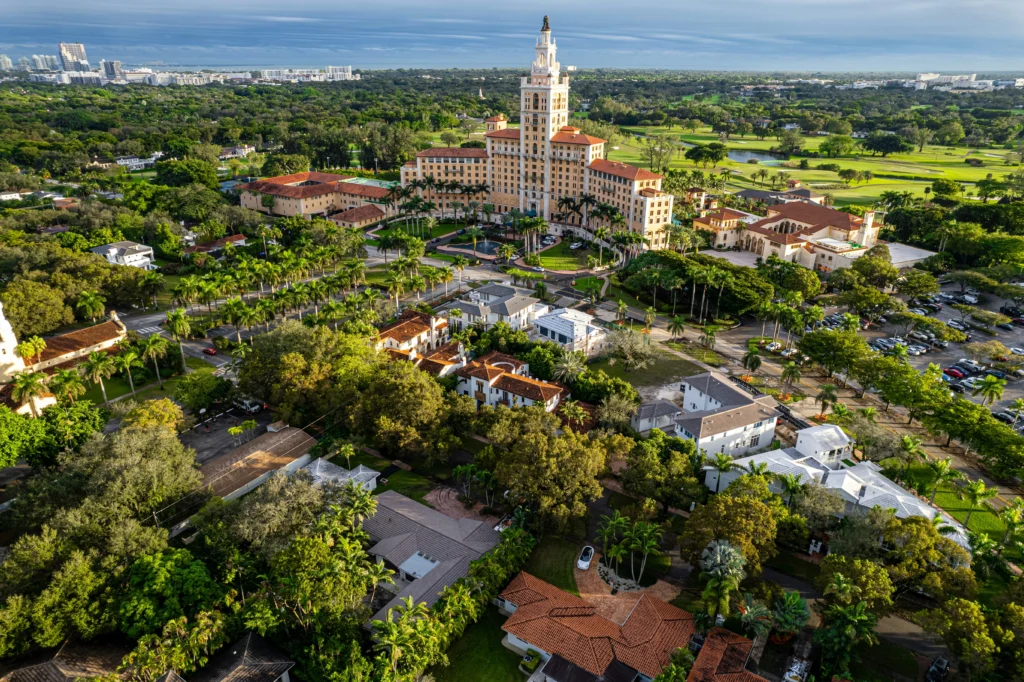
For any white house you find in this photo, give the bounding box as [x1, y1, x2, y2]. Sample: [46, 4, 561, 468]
[455, 350, 565, 412]
[0, 192, 22, 202]
[704, 425, 969, 548]
[219, 144, 256, 160]
[679, 372, 780, 456]
[533, 308, 608, 357]
[631, 399, 683, 435]
[89, 240, 156, 269]
[444, 283, 549, 331]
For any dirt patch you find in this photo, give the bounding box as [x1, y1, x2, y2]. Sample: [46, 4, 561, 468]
[423, 485, 499, 524]
[574, 551, 681, 624]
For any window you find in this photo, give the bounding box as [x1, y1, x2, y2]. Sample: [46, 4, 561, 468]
[750, 435, 761, 447]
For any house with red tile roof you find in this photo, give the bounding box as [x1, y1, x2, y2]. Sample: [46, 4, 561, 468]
[399, 18, 674, 252]
[455, 350, 566, 411]
[498, 572, 767, 682]
[692, 207, 762, 250]
[376, 309, 450, 356]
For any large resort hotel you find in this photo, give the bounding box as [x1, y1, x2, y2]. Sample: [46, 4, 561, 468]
[399, 17, 675, 250]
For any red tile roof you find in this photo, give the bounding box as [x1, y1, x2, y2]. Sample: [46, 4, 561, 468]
[499, 572, 698, 679]
[39, 320, 125, 363]
[330, 204, 384, 224]
[415, 147, 489, 158]
[262, 171, 351, 184]
[587, 158, 663, 182]
[185, 234, 246, 254]
[688, 629, 765, 682]
[455, 361, 506, 382]
[493, 373, 563, 403]
[486, 115, 507, 122]
[475, 350, 525, 372]
[551, 127, 605, 145]
[239, 172, 354, 199]
[486, 129, 523, 140]
[742, 225, 808, 245]
[378, 310, 436, 345]
[336, 182, 390, 199]
[761, 201, 862, 231]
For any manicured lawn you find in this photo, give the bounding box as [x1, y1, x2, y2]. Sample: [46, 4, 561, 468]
[377, 469, 434, 506]
[429, 607, 523, 682]
[537, 240, 592, 271]
[766, 551, 821, 584]
[84, 357, 211, 405]
[523, 536, 580, 595]
[155, 274, 182, 309]
[376, 222, 460, 241]
[901, 462, 1005, 539]
[571, 276, 602, 291]
[589, 350, 704, 389]
[853, 639, 919, 682]
[664, 341, 725, 367]
[333, 449, 390, 471]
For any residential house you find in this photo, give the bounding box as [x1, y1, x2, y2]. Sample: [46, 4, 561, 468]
[0, 638, 132, 682]
[385, 340, 467, 378]
[444, 283, 549, 331]
[0, 192, 22, 202]
[184, 234, 247, 256]
[704, 424, 969, 548]
[455, 350, 565, 411]
[497, 571, 768, 682]
[376, 309, 450, 356]
[90, 240, 157, 269]
[362, 490, 501, 623]
[188, 633, 294, 682]
[679, 372, 780, 456]
[533, 307, 608, 356]
[218, 145, 256, 160]
[631, 399, 683, 435]
[302, 457, 379, 491]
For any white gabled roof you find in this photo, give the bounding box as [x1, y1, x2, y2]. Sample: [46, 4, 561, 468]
[797, 424, 852, 451]
[535, 307, 604, 340]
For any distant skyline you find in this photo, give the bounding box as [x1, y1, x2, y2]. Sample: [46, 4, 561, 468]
[2, 0, 1024, 72]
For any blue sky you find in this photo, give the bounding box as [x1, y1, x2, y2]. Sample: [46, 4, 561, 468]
[2, 0, 1023, 72]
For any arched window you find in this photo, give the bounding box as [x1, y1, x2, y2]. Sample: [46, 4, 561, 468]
[532, 93, 540, 110]
[533, 143, 538, 155]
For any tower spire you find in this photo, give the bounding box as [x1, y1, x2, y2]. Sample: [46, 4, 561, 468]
[542, 15, 550, 32]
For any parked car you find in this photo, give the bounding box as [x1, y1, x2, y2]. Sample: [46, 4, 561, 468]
[947, 320, 967, 331]
[998, 323, 1016, 331]
[950, 383, 966, 393]
[908, 307, 929, 316]
[532, 266, 544, 272]
[925, 656, 949, 682]
[765, 342, 782, 352]
[569, 242, 583, 249]
[961, 377, 983, 390]
[909, 331, 934, 342]
[986, 369, 1008, 380]
[931, 339, 950, 349]
[1002, 305, 1024, 317]
[961, 295, 979, 304]
[943, 367, 966, 379]
[234, 397, 262, 414]
[994, 411, 1017, 424]
[1013, 318, 1024, 327]
[577, 545, 595, 570]
[939, 293, 957, 301]
[780, 348, 799, 358]
[202, 347, 218, 356]
[1011, 347, 1024, 356]
[906, 345, 927, 356]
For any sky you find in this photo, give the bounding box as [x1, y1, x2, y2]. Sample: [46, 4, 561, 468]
[2, 0, 1024, 72]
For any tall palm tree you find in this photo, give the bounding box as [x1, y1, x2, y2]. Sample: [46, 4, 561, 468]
[165, 308, 192, 373]
[465, 227, 485, 256]
[962, 479, 997, 528]
[781, 361, 802, 396]
[141, 334, 170, 389]
[594, 226, 611, 266]
[667, 316, 686, 340]
[49, 368, 85, 404]
[973, 374, 1006, 406]
[76, 290, 106, 323]
[113, 351, 143, 397]
[741, 348, 762, 375]
[365, 561, 395, 605]
[897, 435, 927, 481]
[711, 453, 734, 493]
[81, 351, 115, 406]
[10, 371, 49, 417]
[776, 473, 804, 508]
[815, 383, 839, 416]
[597, 511, 629, 568]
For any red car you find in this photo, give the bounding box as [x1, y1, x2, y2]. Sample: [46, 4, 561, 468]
[943, 367, 965, 379]
[202, 347, 218, 356]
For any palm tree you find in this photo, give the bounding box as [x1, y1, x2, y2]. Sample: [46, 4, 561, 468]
[857, 406, 877, 423]
[594, 226, 610, 266]
[999, 500, 1024, 547]
[14, 336, 46, 366]
[141, 334, 169, 389]
[10, 371, 49, 417]
[559, 400, 588, 429]
[776, 473, 804, 508]
[165, 308, 192, 373]
[772, 591, 810, 638]
[76, 290, 106, 323]
[667, 316, 686, 340]
[451, 255, 470, 286]
[49, 368, 85, 404]
[552, 352, 586, 383]
[81, 351, 115, 406]
[465, 227, 485, 256]
[699, 326, 717, 351]
[898, 435, 927, 481]
[739, 594, 772, 642]
[781, 361, 801, 397]
[815, 383, 839, 416]
[365, 560, 395, 605]
[113, 351, 143, 397]
[597, 511, 628, 567]
[817, 602, 878, 680]
[823, 572, 862, 605]
[644, 306, 656, 332]
[973, 374, 1006, 406]
[702, 573, 742, 623]
[605, 543, 627, 576]
[710, 453, 734, 493]
[741, 348, 762, 376]
[633, 524, 663, 585]
[962, 478, 997, 528]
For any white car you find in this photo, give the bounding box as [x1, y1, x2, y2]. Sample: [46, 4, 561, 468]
[570, 242, 583, 249]
[961, 377, 983, 390]
[1012, 348, 1024, 356]
[577, 545, 594, 570]
[765, 342, 782, 352]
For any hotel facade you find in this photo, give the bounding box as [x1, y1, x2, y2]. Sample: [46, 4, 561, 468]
[400, 17, 674, 250]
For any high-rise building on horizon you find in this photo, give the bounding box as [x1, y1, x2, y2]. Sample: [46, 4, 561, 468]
[0, 55, 12, 71]
[17, 57, 30, 72]
[31, 55, 60, 71]
[101, 59, 124, 79]
[58, 42, 89, 72]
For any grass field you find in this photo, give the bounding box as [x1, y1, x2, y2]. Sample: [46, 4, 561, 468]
[429, 607, 522, 682]
[611, 124, 1018, 207]
[537, 241, 593, 271]
[589, 350, 704, 388]
[82, 356, 210, 405]
[333, 449, 435, 505]
[901, 462, 1005, 539]
[375, 222, 461, 241]
[523, 536, 580, 595]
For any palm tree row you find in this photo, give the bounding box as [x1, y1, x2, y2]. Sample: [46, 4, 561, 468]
[403, 176, 491, 221]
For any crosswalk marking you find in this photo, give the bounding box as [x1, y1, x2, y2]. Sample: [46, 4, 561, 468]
[136, 326, 163, 336]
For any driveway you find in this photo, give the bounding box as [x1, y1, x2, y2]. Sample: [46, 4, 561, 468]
[703, 249, 762, 268]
